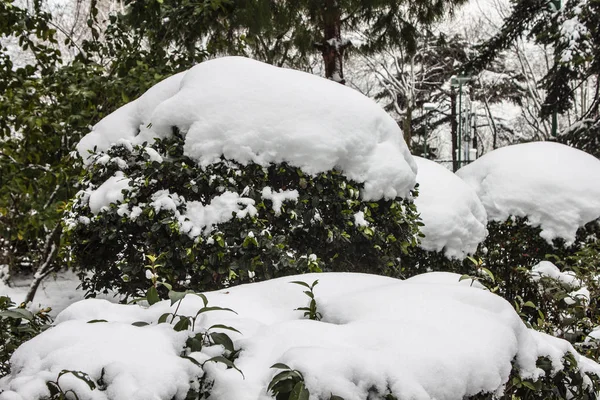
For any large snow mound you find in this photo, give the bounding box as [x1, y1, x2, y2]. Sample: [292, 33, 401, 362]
[77, 56, 417, 201]
[457, 142, 600, 244]
[2, 273, 599, 400]
[414, 157, 488, 259]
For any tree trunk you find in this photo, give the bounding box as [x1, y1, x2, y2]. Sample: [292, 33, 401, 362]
[403, 105, 413, 150]
[317, 0, 349, 84]
[451, 87, 458, 171]
[24, 223, 62, 304]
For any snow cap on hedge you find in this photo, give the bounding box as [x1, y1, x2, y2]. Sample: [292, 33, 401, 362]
[77, 56, 417, 201]
[2, 273, 599, 400]
[414, 157, 488, 259]
[457, 142, 600, 244]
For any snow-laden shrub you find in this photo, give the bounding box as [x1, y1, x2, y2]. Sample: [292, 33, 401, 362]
[64, 56, 421, 299]
[400, 157, 488, 277]
[456, 142, 600, 326]
[2, 273, 600, 400]
[65, 134, 420, 298]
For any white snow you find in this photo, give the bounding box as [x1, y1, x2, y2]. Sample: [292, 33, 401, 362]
[144, 147, 164, 163]
[1, 322, 199, 400]
[260, 187, 299, 216]
[76, 72, 186, 158]
[87, 172, 131, 215]
[531, 261, 591, 306]
[2, 273, 598, 400]
[353, 211, 369, 227]
[77, 57, 417, 201]
[0, 271, 119, 317]
[457, 142, 600, 245]
[184, 191, 257, 237]
[414, 157, 488, 259]
[531, 261, 581, 289]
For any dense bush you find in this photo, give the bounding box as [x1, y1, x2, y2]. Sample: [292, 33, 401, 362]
[475, 218, 599, 322]
[0, 296, 52, 377]
[65, 133, 421, 299]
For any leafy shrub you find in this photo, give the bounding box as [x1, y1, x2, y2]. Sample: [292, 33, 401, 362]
[65, 133, 421, 299]
[474, 218, 599, 325]
[0, 296, 52, 376]
[400, 246, 469, 278]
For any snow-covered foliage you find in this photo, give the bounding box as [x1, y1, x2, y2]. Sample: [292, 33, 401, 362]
[413, 156, 488, 259]
[457, 142, 600, 245]
[77, 56, 417, 201]
[65, 57, 422, 298]
[2, 273, 599, 400]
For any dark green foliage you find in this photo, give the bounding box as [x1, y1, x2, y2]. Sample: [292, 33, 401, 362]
[268, 364, 308, 400]
[0, 0, 195, 283]
[118, 0, 470, 80]
[65, 135, 421, 299]
[291, 280, 322, 321]
[468, 354, 600, 399]
[400, 246, 468, 278]
[559, 120, 600, 159]
[0, 296, 52, 377]
[480, 218, 597, 309]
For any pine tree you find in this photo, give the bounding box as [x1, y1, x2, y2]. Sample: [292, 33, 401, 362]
[118, 0, 470, 83]
[465, 0, 598, 124]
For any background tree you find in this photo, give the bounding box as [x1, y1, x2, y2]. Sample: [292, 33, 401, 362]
[0, 0, 214, 301]
[119, 0, 470, 83]
[465, 0, 599, 155]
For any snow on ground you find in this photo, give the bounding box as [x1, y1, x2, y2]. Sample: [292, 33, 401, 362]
[456, 142, 600, 244]
[414, 157, 488, 259]
[0, 271, 119, 317]
[77, 56, 417, 201]
[2, 272, 599, 400]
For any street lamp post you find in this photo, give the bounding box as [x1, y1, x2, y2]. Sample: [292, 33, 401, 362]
[451, 76, 471, 167]
[423, 102, 437, 159]
[550, 0, 562, 138]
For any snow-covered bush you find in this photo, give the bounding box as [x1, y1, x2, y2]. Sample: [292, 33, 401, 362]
[2, 273, 600, 400]
[65, 134, 420, 298]
[401, 157, 488, 276]
[458, 142, 600, 325]
[65, 57, 421, 298]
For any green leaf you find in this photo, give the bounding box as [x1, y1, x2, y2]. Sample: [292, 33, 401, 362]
[186, 333, 204, 352]
[193, 293, 209, 307]
[267, 370, 302, 392]
[168, 290, 192, 306]
[158, 313, 171, 324]
[181, 355, 202, 367]
[173, 317, 191, 331]
[290, 281, 311, 289]
[522, 381, 536, 390]
[480, 267, 495, 283]
[0, 309, 34, 320]
[289, 381, 309, 400]
[146, 286, 160, 305]
[87, 319, 108, 323]
[210, 332, 235, 352]
[270, 363, 291, 370]
[205, 356, 245, 378]
[522, 301, 537, 309]
[330, 396, 345, 400]
[58, 370, 96, 391]
[208, 324, 242, 334]
[132, 321, 149, 327]
[195, 306, 237, 317]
